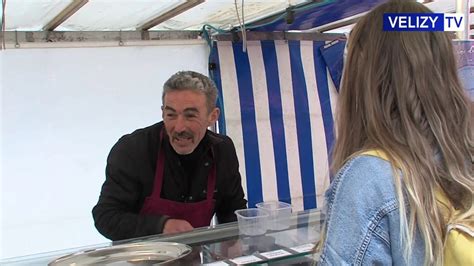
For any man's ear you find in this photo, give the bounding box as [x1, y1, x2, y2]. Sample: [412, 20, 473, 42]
[161, 106, 164, 119]
[209, 107, 220, 124]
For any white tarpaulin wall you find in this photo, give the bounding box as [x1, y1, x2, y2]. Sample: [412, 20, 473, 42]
[210, 39, 339, 211]
[0, 42, 209, 259]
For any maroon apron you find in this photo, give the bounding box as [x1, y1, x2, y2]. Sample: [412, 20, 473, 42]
[139, 131, 216, 228]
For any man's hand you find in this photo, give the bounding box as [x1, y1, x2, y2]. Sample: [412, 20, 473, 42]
[163, 219, 194, 234]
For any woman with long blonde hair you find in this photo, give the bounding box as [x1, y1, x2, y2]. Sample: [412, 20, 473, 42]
[317, 1, 473, 265]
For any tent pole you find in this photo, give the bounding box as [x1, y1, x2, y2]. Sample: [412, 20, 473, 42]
[456, 0, 471, 40]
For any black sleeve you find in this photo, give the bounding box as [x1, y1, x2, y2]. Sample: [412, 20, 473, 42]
[215, 136, 248, 223]
[92, 136, 169, 241]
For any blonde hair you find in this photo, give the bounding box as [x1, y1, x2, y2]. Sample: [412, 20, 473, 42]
[318, 1, 473, 265]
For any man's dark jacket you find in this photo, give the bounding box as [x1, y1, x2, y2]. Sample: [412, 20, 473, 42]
[92, 122, 247, 241]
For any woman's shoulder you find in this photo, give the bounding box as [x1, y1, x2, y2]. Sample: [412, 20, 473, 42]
[321, 155, 403, 265]
[327, 155, 398, 211]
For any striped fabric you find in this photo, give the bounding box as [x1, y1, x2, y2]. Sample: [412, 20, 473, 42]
[210, 40, 339, 211]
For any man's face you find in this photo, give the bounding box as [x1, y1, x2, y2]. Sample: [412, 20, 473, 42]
[162, 90, 219, 155]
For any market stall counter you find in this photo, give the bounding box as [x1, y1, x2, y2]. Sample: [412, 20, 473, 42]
[1, 208, 323, 265]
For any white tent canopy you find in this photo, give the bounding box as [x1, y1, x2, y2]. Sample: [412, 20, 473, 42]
[1, 0, 471, 37]
[3, 0, 309, 31]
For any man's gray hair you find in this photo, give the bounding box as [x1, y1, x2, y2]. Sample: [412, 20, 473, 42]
[163, 71, 218, 112]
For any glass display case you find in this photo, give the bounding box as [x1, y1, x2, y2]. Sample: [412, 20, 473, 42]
[1, 208, 323, 265]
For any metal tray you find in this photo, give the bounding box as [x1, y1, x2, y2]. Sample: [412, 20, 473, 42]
[48, 242, 192, 265]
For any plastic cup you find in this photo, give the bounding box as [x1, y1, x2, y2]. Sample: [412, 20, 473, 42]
[256, 201, 292, 230]
[234, 208, 268, 236]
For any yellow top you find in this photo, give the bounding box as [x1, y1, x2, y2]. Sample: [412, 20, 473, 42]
[359, 149, 474, 265]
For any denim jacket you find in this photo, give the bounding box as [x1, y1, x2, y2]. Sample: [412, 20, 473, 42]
[319, 155, 425, 265]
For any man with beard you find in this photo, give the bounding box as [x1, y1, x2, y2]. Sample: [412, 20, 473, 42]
[92, 71, 247, 241]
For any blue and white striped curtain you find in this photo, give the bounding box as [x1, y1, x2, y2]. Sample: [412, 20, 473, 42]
[210, 40, 339, 211]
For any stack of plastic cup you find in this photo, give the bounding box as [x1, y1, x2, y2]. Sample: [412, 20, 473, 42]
[256, 201, 292, 231]
[234, 208, 268, 236]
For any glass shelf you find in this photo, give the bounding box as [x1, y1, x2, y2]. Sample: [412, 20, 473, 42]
[1, 208, 323, 265]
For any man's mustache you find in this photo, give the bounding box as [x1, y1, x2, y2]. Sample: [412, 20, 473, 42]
[173, 131, 194, 139]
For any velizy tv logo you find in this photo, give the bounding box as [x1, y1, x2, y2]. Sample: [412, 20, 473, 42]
[383, 13, 464, 31]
